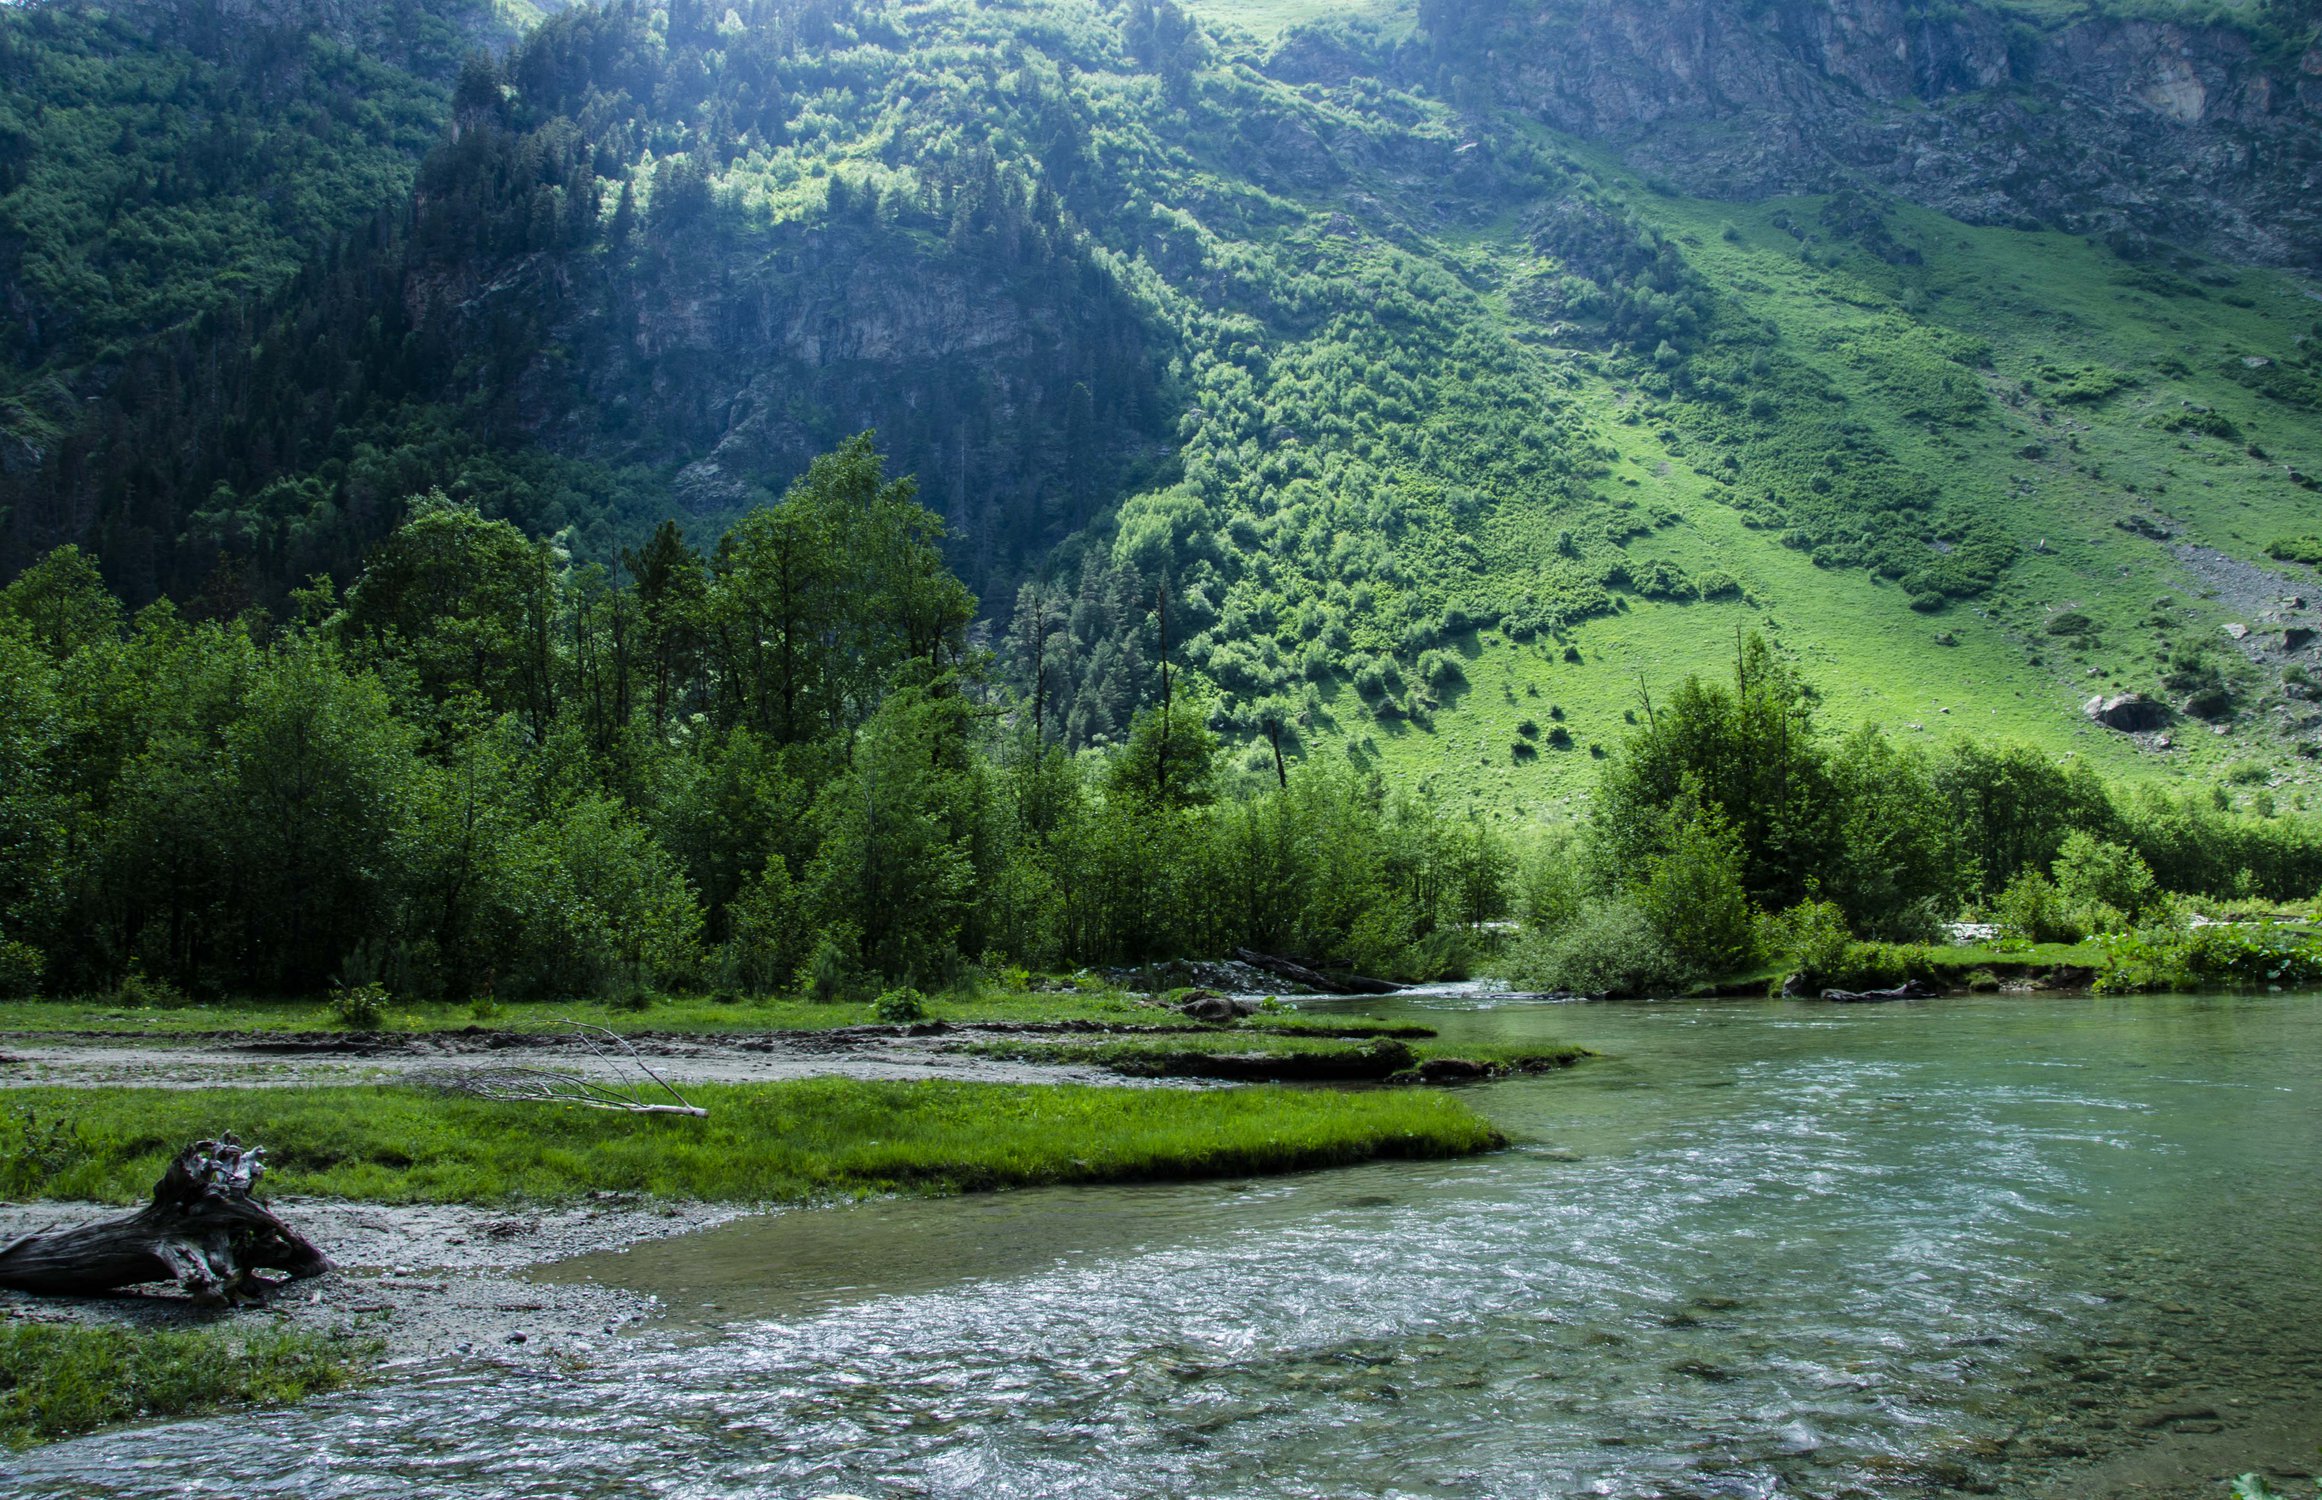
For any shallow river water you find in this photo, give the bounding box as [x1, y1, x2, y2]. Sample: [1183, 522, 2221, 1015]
[12, 992, 2320, 1498]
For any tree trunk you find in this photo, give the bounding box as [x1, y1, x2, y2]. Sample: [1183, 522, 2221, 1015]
[0, 1136, 330, 1304]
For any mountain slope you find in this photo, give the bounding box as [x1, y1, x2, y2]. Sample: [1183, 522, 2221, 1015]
[1, 0, 2317, 810]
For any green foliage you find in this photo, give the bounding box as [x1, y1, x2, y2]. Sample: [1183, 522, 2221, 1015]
[326, 982, 390, 1030]
[1630, 791, 1756, 975]
[872, 986, 931, 1023]
[0, 1104, 88, 1199]
[0, 939, 43, 999]
[0, 1324, 367, 1452]
[1503, 898, 1692, 997]
[1592, 634, 1844, 911]
[2096, 921, 2322, 994]
[798, 935, 858, 1004]
[1990, 868, 2088, 946]
[2051, 830, 2161, 927]
[1759, 898, 1855, 988]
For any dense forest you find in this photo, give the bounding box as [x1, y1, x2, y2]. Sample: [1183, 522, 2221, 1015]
[2, 434, 2315, 1007]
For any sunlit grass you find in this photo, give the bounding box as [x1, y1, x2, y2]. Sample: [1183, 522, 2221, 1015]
[1, 1080, 1506, 1206]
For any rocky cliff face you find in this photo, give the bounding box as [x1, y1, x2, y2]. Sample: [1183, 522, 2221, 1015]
[1394, 0, 2322, 266]
[409, 217, 1173, 601]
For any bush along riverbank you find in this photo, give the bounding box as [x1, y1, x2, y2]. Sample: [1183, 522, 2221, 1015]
[1499, 636, 2322, 1002]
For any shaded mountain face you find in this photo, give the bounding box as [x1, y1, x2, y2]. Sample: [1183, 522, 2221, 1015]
[2, 0, 2319, 796]
[1395, 0, 2322, 268]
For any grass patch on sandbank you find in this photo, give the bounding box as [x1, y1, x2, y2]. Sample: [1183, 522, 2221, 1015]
[0, 1323, 369, 1451]
[956, 1031, 1587, 1081]
[1, 1080, 1504, 1206]
[0, 991, 1427, 1039]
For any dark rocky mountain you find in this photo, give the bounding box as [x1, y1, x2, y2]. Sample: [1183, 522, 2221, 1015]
[1391, 0, 2322, 266]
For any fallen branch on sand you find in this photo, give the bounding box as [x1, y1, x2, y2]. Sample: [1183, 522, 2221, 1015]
[430, 1021, 708, 1118]
[0, 1135, 330, 1303]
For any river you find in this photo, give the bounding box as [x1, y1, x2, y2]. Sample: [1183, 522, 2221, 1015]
[10, 991, 2318, 1498]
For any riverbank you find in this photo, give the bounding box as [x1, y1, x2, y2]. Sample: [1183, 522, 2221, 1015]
[0, 1003, 1581, 1091]
[0, 1077, 1506, 1447]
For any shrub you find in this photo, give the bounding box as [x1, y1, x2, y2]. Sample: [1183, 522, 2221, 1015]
[1760, 898, 1854, 987]
[1504, 899, 1693, 997]
[1633, 802, 1756, 976]
[112, 966, 189, 1010]
[0, 940, 42, 999]
[2096, 921, 2322, 993]
[1989, 869, 2086, 946]
[0, 1105, 87, 1198]
[326, 982, 389, 1030]
[872, 986, 929, 1023]
[798, 934, 857, 1003]
[2052, 831, 2160, 926]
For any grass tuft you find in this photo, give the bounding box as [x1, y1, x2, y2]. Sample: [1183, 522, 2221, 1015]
[0, 1323, 370, 1451]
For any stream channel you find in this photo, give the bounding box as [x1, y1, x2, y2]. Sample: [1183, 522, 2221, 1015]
[10, 990, 2319, 1498]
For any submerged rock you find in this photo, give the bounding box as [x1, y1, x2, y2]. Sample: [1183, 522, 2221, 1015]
[1821, 980, 1944, 1003]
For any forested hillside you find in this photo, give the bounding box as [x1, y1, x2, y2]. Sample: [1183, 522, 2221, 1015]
[1, 0, 2318, 814]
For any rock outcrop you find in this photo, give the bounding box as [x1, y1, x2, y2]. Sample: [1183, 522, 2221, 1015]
[2085, 692, 2171, 732]
[1389, 0, 2322, 268]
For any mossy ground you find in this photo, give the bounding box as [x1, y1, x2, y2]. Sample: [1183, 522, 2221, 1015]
[0, 1328, 366, 1458]
[0, 1323, 369, 1452]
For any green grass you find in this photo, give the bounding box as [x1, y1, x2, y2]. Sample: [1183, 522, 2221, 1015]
[0, 1323, 369, 1451]
[0, 1080, 1505, 1205]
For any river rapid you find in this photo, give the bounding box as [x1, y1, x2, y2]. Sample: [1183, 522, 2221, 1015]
[10, 991, 2318, 1499]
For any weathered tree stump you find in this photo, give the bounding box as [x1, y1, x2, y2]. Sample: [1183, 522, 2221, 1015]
[0, 1135, 329, 1304]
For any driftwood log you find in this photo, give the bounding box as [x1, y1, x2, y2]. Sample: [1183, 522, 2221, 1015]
[1233, 946, 1405, 996]
[1820, 979, 1945, 1003]
[0, 1136, 329, 1304]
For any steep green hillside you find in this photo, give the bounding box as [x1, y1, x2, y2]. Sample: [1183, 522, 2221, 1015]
[1333, 173, 2322, 817]
[0, 0, 2315, 811]
[0, 0, 513, 458]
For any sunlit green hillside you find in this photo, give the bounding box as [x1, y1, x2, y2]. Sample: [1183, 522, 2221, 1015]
[1317, 177, 2322, 818]
[3, 0, 2316, 825]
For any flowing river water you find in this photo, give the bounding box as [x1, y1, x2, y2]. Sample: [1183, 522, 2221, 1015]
[11, 991, 2319, 1498]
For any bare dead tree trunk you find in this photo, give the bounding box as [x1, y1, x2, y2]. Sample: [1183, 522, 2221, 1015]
[0, 1137, 329, 1304]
